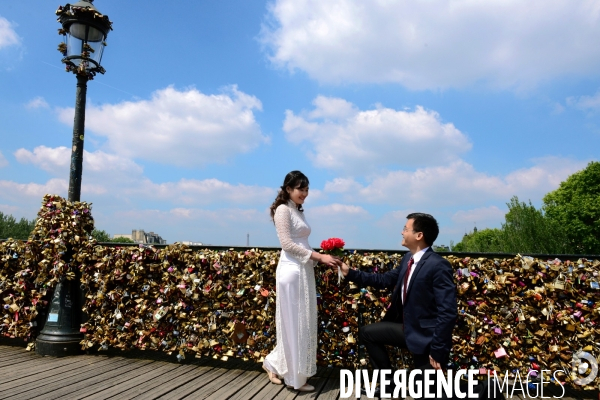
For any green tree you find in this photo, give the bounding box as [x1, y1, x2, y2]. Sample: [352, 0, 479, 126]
[452, 228, 503, 252]
[543, 161, 600, 254]
[111, 236, 135, 243]
[452, 197, 568, 254]
[91, 229, 111, 242]
[0, 212, 36, 240]
[499, 196, 569, 254]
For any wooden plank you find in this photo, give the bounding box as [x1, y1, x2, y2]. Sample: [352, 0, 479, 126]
[0, 355, 46, 371]
[203, 369, 262, 400]
[0, 345, 28, 353]
[24, 358, 150, 400]
[227, 371, 271, 400]
[33, 358, 158, 400]
[154, 366, 231, 399]
[0, 347, 30, 359]
[76, 360, 179, 399]
[0, 355, 47, 371]
[299, 367, 334, 400]
[271, 366, 333, 400]
[0, 355, 81, 380]
[272, 385, 299, 400]
[74, 360, 169, 400]
[131, 365, 216, 400]
[0, 350, 38, 363]
[313, 369, 341, 400]
[94, 363, 203, 400]
[252, 379, 289, 400]
[176, 366, 248, 399]
[0, 355, 42, 370]
[1, 357, 130, 399]
[0, 355, 117, 393]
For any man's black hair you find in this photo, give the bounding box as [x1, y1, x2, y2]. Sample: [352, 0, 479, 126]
[407, 213, 439, 246]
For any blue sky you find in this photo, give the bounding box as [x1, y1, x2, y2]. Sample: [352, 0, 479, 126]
[1, 0, 599, 249]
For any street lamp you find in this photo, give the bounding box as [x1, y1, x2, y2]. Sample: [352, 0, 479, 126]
[36, 0, 112, 357]
[57, 0, 112, 202]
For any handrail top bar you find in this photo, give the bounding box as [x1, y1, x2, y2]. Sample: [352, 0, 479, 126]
[1, 239, 598, 261]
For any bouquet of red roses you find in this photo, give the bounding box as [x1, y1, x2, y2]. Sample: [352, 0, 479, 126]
[320, 237, 345, 283]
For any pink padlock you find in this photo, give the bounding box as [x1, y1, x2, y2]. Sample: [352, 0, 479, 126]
[494, 347, 507, 358]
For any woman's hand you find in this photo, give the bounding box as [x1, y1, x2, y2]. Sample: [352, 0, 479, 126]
[311, 252, 341, 268]
[321, 254, 342, 268]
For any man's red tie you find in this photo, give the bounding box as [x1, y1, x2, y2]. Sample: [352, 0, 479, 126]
[403, 257, 414, 303]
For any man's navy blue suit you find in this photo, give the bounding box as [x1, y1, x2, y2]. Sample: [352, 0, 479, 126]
[347, 248, 457, 367]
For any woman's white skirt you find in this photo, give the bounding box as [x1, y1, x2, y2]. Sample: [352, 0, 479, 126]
[264, 256, 314, 389]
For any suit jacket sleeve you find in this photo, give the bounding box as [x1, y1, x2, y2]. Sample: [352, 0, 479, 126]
[429, 258, 457, 364]
[346, 264, 401, 291]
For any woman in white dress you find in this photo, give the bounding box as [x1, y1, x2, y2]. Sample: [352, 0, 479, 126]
[262, 171, 342, 392]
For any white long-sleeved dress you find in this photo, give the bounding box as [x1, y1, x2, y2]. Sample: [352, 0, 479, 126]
[264, 200, 318, 389]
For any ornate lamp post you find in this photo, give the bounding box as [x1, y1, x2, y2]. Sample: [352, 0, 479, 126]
[57, 0, 112, 202]
[36, 0, 112, 357]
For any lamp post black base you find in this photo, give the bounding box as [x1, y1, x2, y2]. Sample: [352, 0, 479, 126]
[35, 277, 83, 357]
[35, 334, 83, 357]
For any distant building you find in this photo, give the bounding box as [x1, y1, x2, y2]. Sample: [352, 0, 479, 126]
[181, 241, 204, 246]
[114, 229, 167, 244]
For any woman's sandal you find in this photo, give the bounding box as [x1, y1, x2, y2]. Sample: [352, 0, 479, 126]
[287, 384, 315, 392]
[262, 365, 282, 385]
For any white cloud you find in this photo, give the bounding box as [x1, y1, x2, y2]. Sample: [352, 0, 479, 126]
[0, 151, 7, 168]
[0, 178, 68, 200]
[284, 96, 471, 172]
[135, 178, 276, 206]
[57, 85, 268, 167]
[303, 188, 324, 202]
[324, 157, 587, 207]
[261, 0, 600, 90]
[109, 207, 273, 246]
[375, 209, 418, 231]
[567, 90, 600, 112]
[120, 207, 267, 225]
[15, 146, 69, 173]
[84, 151, 144, 174]
[451, 206, 505, 226]
[0, 17, 20, 49]
[0, 204, 18, 215]
[14, 146, 143, 175]
[307, 203, 369, 220]
[25, 97, 49, 109]
[305, 203, 371, 248]
[13, 145, 274, 207]
[324, 177, 363, 193]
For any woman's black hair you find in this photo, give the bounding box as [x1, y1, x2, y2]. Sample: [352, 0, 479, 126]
[269, 170, 309, 221]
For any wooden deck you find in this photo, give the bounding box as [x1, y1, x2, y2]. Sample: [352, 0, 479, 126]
[0, 344, 595, 399]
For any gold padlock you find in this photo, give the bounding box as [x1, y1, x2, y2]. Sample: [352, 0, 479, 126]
[554, 273, 566, 290]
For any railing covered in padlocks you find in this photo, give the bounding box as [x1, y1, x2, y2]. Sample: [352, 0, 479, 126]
[1, 195, 600, 389]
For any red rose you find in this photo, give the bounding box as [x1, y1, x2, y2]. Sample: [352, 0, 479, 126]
[320, 237, 346, 284]
[331, 238, 345, 248]
[320, 237, 345, 252]
[320, 239, 334, 251]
